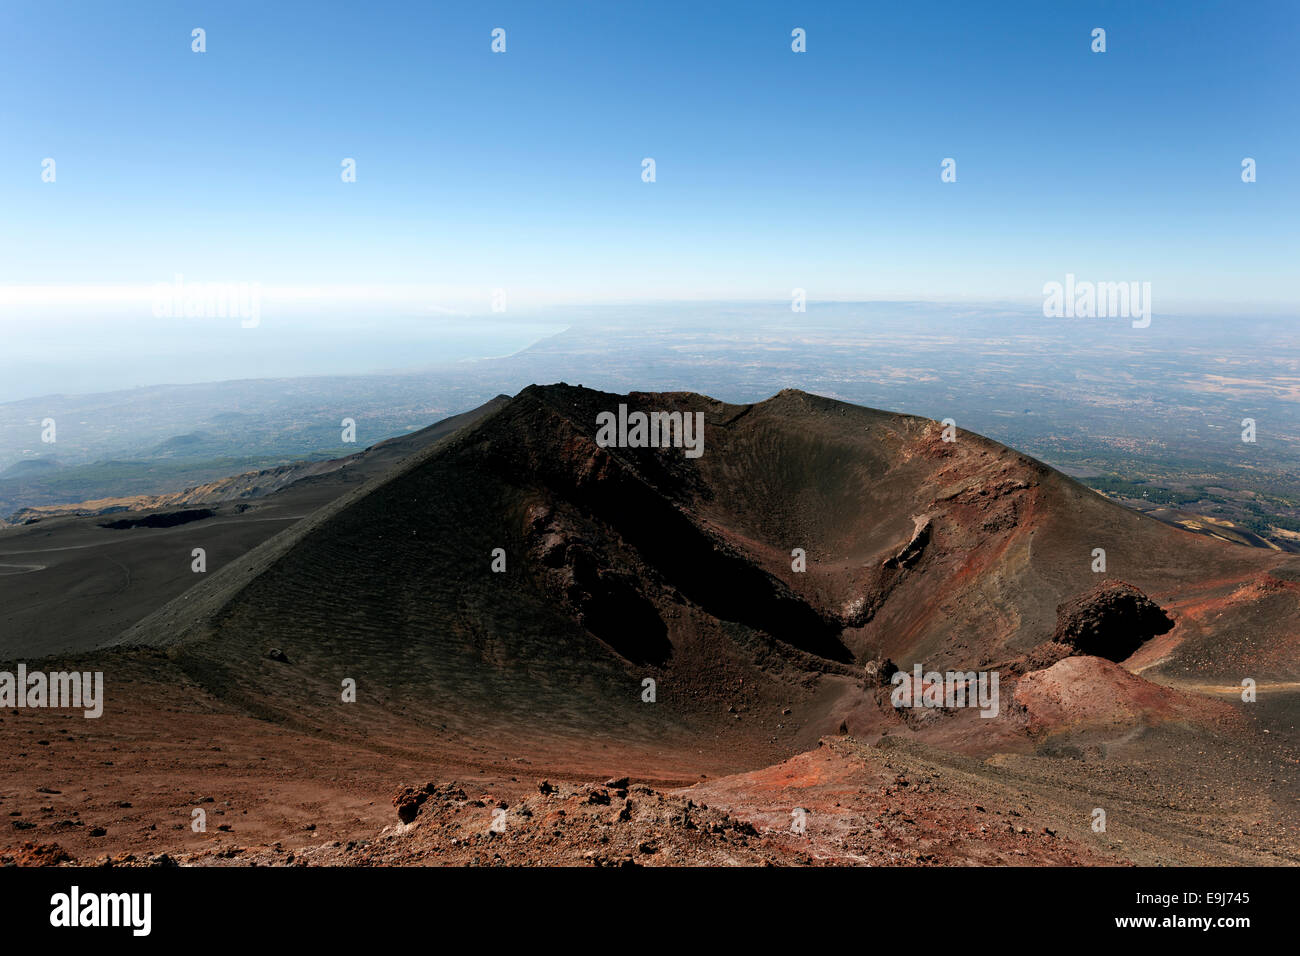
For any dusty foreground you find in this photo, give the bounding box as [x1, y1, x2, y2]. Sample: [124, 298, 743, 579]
[2, 655, 1296, 868]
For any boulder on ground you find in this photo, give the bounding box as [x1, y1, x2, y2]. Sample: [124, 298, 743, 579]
[1052, 581, 1173, 662]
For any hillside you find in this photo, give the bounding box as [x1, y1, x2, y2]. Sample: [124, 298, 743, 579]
[5, 384, 1297, 867]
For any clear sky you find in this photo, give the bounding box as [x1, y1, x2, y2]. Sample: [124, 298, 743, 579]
[0, 1, 1295, 332]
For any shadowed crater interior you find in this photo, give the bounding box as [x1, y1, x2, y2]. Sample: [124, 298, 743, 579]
[1052, 581, 1175, 662]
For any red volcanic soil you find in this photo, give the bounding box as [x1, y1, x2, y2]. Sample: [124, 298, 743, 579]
[217, 737, 1122, 867]
[1013, 656, 1240, 737]
[2, 385, 1298, 866]
[0, 652, 757, 867]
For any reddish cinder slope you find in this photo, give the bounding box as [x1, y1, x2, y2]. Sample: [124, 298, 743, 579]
[1013, 656, 1240, 736]
[113, 384, 1295, 755]
[7, 384, 1293, 866]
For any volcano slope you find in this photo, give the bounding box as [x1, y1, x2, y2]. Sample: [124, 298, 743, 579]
[0, 397, 510, 656]
[4, 384, 1298, 866]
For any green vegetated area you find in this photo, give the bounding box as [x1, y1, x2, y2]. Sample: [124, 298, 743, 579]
[1234, 504, 1300, 535]
[1084, 475, 1204, 507]
[1080, 473, 1300, 539]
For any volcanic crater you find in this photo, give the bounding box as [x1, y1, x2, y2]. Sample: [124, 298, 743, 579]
[3, 384, 1298, 866]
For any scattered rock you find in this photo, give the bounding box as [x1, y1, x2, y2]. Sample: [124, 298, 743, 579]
[392, 786, 429, 824]
[3, 842, 73, 866]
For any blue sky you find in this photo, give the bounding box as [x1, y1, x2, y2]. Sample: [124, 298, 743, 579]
[0, 0, 1295, 325]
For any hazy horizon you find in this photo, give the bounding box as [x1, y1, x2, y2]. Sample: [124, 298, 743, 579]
[2, 296, 1291, 405]
[4, 1, 1296, 399]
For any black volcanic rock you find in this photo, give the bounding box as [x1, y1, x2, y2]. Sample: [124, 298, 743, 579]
[113, 384, 1290, 770]
[1051, 582, 1174, 662]
[100, 508, 215, 530]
